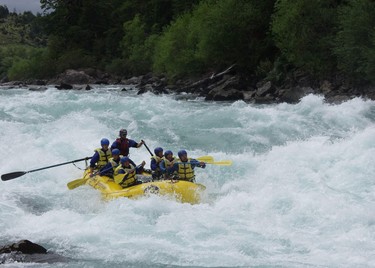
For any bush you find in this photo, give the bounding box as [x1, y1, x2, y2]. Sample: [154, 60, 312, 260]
[56, 49, 96, 73]
[334, 0, 375, 82]
[121, 15, 158, 75]
[153, 12, 203, 79]
[7, 47, 55, 80]
[153, 0, 276, 79]
[271, 0, 338, 76]
[105, 58, 127, 76]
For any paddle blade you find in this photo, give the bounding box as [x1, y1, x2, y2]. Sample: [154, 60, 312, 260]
[207, 160, 232, 166]
[67, 178, 88, 190]
[196, 156, 214, 162]
[1, 171, 27, 181]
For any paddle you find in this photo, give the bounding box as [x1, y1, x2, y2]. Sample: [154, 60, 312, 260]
[177, 160, 232, 166]
[67, 164, 114, 190]
[205, 160, 232, 166]
[1, 157, 92, 181]
[141, 140, 153, 156]
[67, 171, 91, 190]
[196, 156, 214, 162]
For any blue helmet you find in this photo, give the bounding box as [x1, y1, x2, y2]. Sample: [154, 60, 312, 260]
[120, 156, 130, 164]
[178, 150, 187, 158]
[154, 147, 163, 155]
[101, 138, 110, 146]
[112, 149, 120, 155]
[164, 150, 173, 157]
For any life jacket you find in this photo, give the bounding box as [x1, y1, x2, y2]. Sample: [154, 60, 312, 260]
[161, 157, 178, 179]
[164, 156, 177, 169]
[151, 155, 163, 170]
[108, 157, 121, 169]
[100, 157, 120, 178]
[151, 155, 163, 179]
[114, 163, 136, 188]
[94, 148, 112, 169]
[115, 137, 129, 156]
[177, 158, 195, 182]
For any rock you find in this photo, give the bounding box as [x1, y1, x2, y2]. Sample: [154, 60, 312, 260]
[123, 76, 142, 85]
[254, 94, 275, 104]
[243, 90, 256, 102]
[0, 240, 47, 254]
[0, 240, 69, 264]
[320, 80, 333, 94]
[279, 86, 314, 103]
[29, 86, 47, 91]
[326, 95, 351, 104]
[55, 83, 73, 90]
[205, 76, 245, 101]
[256, 81, 275, 97]
[52, 69, 94, 85]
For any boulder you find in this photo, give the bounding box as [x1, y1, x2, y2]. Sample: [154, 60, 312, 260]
[279, 86, 314, 103]
[52, 69, 94, 85]
[0, 240, 47, 254]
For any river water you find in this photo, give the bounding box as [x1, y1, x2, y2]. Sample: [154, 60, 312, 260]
[0, 86, 374, 267]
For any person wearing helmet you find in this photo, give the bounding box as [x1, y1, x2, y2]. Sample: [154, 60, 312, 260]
[89, 138, 112, 176]
[150, 147, 163, 180]
[114, 156, 146, 188]
[159, 150, 178, 179]
[99, 148, 122, 178]
[171, 150, 206, 182]
[110, 128, 144, 156]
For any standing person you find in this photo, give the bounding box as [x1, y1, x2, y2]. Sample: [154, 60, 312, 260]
[99, 149, 121, 178]
[150, 147, 163, 180]
[89, 138, 112, 176]
[172, 150, 206, 182]
[110, 128, 144, 156]
[159, 150, 178, 179]
[114, 156, 146, 188]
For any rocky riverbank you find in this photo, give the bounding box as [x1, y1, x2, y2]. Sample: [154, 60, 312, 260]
[1, 66, 375, 104]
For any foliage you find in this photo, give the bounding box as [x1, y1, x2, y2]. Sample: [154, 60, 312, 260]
[0, 12, 46, 46]
[0, 5, 9, 19]
[153, 12, 202, 79]
[1, 0, 375, 86]
[120, 15, 157, 75]
[0, 45, 53, 80]
[55, 49, 96, 73]
[334, 0, 375, 82]
[154, 0, 276, 79]
[271, 0, 339, 76]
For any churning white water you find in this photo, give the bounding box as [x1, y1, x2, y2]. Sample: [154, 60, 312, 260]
[0, 86, 374, 267]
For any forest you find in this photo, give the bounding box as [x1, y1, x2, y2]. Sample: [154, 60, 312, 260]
[0, 0, 374, 86]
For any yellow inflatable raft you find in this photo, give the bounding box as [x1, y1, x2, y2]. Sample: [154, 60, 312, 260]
[70, 169, 205, 204]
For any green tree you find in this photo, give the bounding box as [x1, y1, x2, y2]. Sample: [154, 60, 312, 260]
[334, 0, 375, 82]
[271, 0, 339, 76]
[0, 4, 9, 19]
[121, 14, 158, 75]
[4, 46, 54, 80]
[153, 12, 200, 78]
[154, 0, 276, 79]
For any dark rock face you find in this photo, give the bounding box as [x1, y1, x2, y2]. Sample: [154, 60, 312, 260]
[0, 240, 69, 264]
[0, 240, 47, 254]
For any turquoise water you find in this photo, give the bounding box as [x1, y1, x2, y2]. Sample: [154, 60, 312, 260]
[0, 86, 374, 267]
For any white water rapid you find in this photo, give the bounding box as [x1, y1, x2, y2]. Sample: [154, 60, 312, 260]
[1, 86, 374, 267]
